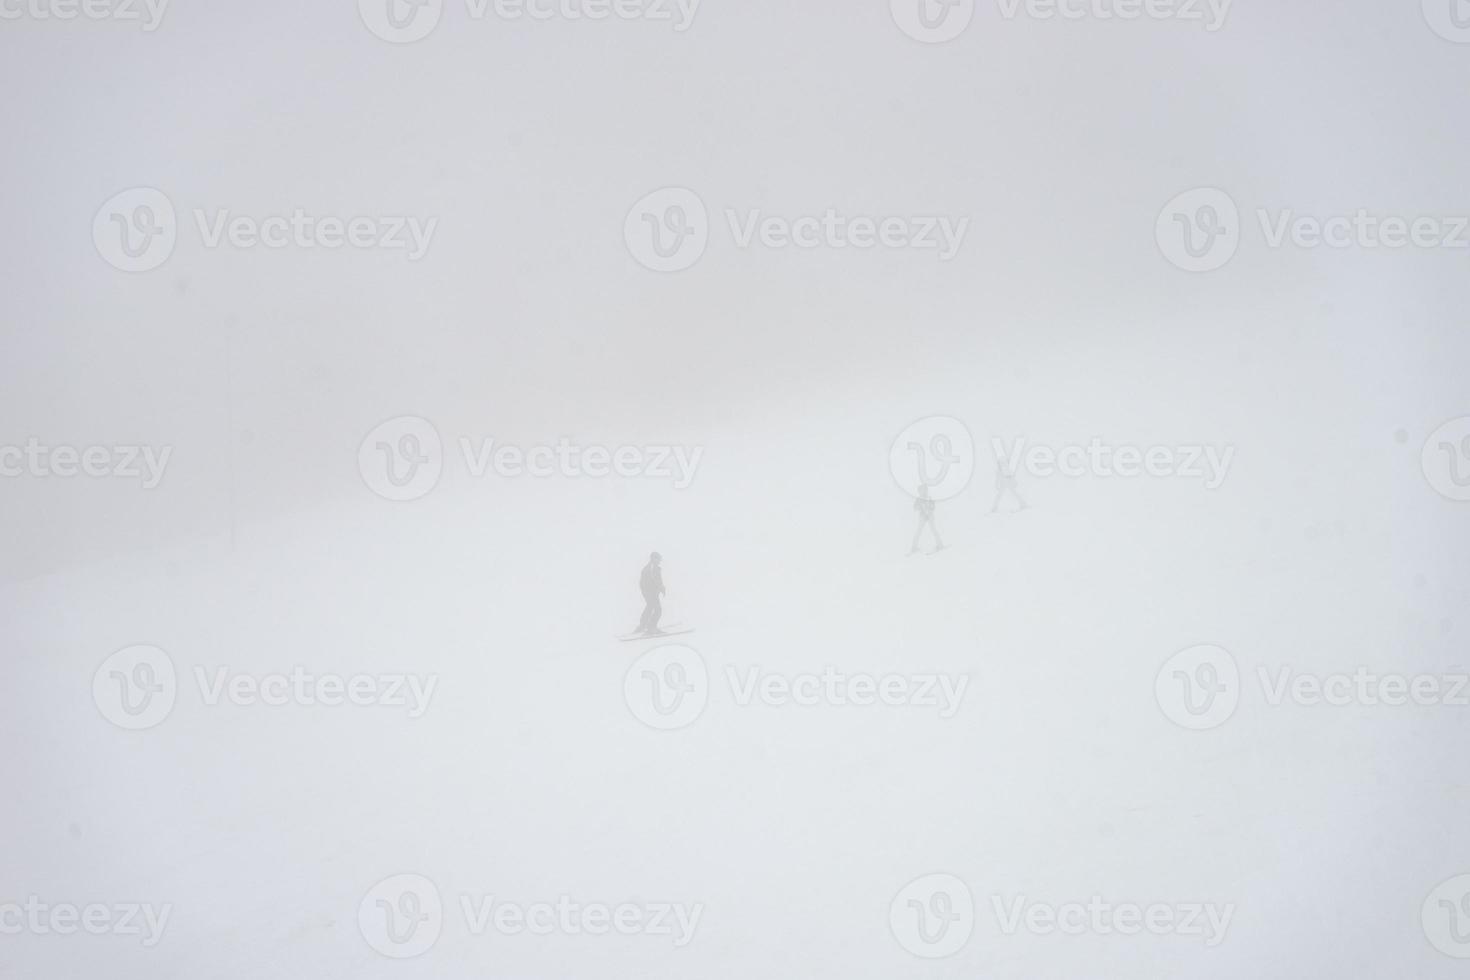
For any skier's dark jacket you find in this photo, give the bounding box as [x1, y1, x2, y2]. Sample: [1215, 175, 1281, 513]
[640, 564, 664, 598]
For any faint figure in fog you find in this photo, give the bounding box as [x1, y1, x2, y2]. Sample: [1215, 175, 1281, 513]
[909, 485, 945, 555]
[991, 457, 1029, 513]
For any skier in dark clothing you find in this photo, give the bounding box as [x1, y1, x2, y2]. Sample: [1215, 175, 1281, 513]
[637, 552, 667, 635]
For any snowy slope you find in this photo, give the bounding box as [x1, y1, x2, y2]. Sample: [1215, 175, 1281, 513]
[4, 384, 1466, 979]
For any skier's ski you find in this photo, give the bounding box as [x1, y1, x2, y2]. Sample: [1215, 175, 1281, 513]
[617, 624, 695, 642]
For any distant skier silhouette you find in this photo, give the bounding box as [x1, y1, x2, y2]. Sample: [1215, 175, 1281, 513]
[637, 552, 667, 635]
[909, 485, 944, 555]
[991, 457, 1029, 513]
